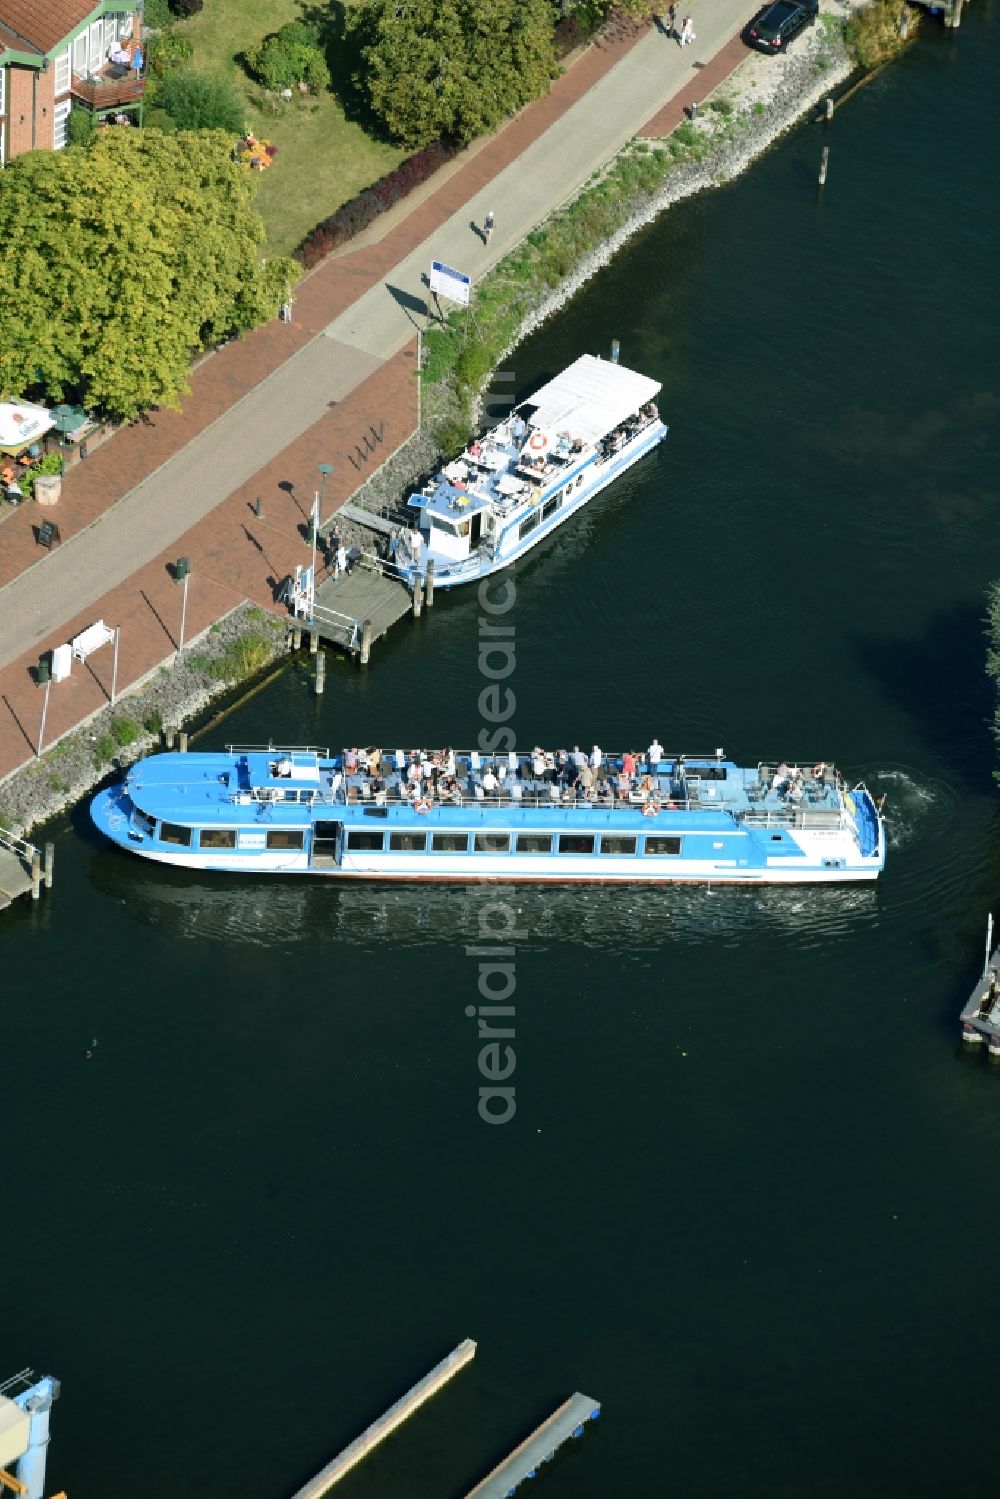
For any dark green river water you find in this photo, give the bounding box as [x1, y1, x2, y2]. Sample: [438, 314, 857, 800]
[3, 13, 999, 1496]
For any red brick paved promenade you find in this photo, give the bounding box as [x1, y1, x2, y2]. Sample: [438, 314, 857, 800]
[0, 8, 756, 784]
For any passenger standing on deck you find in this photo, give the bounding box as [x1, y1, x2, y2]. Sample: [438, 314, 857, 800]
[591, 744, 603, 769]
[336, 543, 347, 579]
[410, 528, 423, 567]
[648, 738, 665, 765]
[623, 750, 636, 778]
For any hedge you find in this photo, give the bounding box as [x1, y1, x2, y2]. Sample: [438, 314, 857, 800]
[296, 139, 460, 268]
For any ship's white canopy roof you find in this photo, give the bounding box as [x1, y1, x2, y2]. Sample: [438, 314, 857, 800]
[521, 354, 660, 446]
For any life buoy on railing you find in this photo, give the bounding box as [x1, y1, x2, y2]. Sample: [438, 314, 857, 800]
[415, 798, 431, 815]
[642, 801, 659, 818]
[529, 432, 547, 451]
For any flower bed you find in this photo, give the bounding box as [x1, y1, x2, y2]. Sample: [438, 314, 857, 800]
[235, 132, 278, 170]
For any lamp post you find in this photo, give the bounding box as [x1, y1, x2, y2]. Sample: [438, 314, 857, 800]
[175, 557, 190, 661]
[110, 625, 120, 707]
[318, 462, 333, 528]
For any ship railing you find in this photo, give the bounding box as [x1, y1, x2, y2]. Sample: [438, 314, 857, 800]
[324, 790, 734, 813]
[225, 743, 331, 756]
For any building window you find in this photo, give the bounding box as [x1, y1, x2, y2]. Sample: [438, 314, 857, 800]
[266, 830, 304, 850]
[73, 32, 88, 75]
[558, 834, 595, 855]
[515, 833, 552, 854]
[158, 822, 192, 847]
[53, 49, 71, 95]
[0, 67, 6, 118]
[199, 828, 237, 850]
[346, 829, 384, 852]
[600, 835, 637, 855]
[644, 836, 682, 856]
[53, 100, 71, 150]
[389, 831, 427, 852]
[474, 833, 510, 853]
[431, 833, 468, 852]
[89, 21, 103, 71]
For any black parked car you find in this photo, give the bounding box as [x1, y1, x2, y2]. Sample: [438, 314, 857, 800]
[746, 0, 819, 52]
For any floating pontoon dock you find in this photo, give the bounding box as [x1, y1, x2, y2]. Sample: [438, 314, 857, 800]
[289, 1338, 476, 1498]
[960, 915, 1000, 1055]
[462, 1392, 601, 1498]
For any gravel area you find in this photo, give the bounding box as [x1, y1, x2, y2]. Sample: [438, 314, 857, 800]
[0, 603, 290, 839]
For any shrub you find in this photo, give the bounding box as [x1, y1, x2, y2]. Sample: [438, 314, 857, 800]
[159, 69, 245, 132]
[19, 452, 63, 497]
[210, 632, 272, 681]
[171, 0, 205, 16]
[845, 0, 916, 68]
[142, 709, 164, 735]
[147, 30, 194, 78]
[296, 139, 458, 266]
[110, 714, 140, 747]
[144, 0, 173, 27]
[244, 22, 329, 94]
[93, 733, 117, 764]
[67, 106, 96, 146]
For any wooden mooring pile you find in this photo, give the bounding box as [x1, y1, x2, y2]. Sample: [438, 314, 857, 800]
[0, 830, 54, 910]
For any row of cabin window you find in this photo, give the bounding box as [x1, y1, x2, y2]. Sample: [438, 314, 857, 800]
[158, 824, 303, 850]
[517, 481, 578, 541]
[156, 825, 684, 856]
[347, 830, 682, 856]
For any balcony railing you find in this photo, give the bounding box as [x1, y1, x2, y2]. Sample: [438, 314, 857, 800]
[70, 69, 144, 111]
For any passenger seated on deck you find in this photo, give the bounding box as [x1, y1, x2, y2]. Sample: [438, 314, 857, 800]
[482, 768, 498, 795]
[786, 778, 803, 805]
[549, 782, 562, 801]
[345, 748, 359, 772]
[273, 756, 293, 777]
[617, 772, 632, 798]
[812, 761, 828, 785]
[597, 778, 614, 803]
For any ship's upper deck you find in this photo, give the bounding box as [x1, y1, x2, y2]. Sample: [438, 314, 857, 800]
[123, 746, 852, 831]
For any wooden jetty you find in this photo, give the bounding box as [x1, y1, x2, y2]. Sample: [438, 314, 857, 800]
[960, 914, 1000, 1056]
[0, 831, 52, 910]
[463, 1392, 601, 1498]
[289, 1338, 476, 1498]
[309, 566, 411, 661]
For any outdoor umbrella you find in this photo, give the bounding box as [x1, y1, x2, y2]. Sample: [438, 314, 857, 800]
[50, 404, 90, 436]
[0, 402, 55, 454]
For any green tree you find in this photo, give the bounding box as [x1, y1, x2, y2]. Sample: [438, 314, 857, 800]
[0, 129, 299, 420]
[159, 68, 245, 131]
[351, 0, 558, 147]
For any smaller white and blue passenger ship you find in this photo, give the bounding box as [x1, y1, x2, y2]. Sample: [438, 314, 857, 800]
[398, 353, 667, 588]
[91, 745, 886, 884]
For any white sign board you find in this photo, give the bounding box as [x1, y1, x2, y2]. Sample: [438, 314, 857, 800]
[430, 260, 472, 307]
[51, 643, 73, 682]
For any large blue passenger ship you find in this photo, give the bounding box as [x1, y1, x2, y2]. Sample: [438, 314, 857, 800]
[91, 745, 886, 884]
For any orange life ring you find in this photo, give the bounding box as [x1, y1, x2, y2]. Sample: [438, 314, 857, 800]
[642, 802, 659, 817]
[415, 798, 431, 815]
[529, 432, 547, 451]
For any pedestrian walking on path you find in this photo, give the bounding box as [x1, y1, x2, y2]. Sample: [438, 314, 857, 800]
[667, 3, 677, 36]
[680, 15, 695, 45]
[483, 210, 495, 244]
